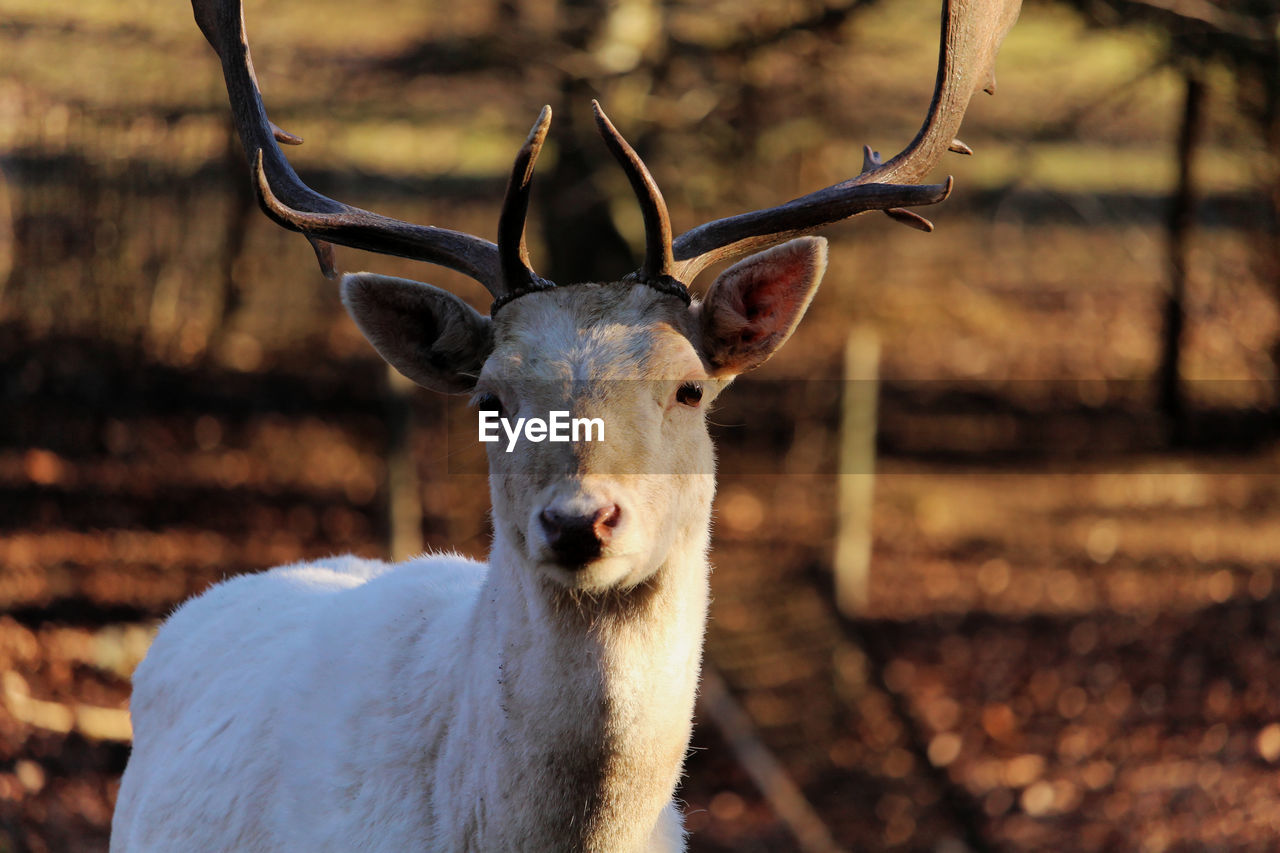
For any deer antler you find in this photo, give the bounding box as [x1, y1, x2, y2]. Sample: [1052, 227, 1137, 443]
[191, 0, 547, 299]
[668, 0, 1022, 283]
[497, 106, 555, 295]
[195, 0, 1019, 307]
[591, 101, 691, 305]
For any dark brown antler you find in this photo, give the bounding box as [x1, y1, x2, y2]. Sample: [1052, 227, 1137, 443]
[591, 101, 674, 282]
[192, 0, 548, 299]
[497, 106, 554, 294]
[195, 0, 1018, 307]
[591, 101, 692, 305]
[668, 0, 1023, 283]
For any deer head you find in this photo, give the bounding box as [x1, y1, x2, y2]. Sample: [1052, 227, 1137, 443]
[192, 0, 1021, 593]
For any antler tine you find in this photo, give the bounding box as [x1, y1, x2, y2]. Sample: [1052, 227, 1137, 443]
[672, 179, 953, 282]
[191, 0, 504, 293]
[591, 101, 676, 282]
[860, 0, 1021, 187]
[670, 0, 1021, 284]
[497, 106, 554, 294]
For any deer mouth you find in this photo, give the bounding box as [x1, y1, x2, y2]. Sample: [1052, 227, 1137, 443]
[547, 542, 603, 570]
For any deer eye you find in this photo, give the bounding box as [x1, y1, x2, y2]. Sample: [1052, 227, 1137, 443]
[675, 382, 704, 408]
[474, 392, 506, 419]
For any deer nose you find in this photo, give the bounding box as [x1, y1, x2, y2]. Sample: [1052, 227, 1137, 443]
[539, 504, 621, 567]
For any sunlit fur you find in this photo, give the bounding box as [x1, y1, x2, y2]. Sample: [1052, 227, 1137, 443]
[112, 238, 827, 852]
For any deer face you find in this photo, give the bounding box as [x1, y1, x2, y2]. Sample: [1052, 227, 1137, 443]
[476, 283, 715, 591]
[198, 0, 1016, 592]
[342, 237, 827, 592]
[201, 0, 1016, 589]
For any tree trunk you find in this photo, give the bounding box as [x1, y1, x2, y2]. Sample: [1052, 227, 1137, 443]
[1158, 70, 1206, 443]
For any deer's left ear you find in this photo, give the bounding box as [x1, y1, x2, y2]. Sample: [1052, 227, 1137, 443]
[341, 273, 493, 394]
[697, 236, 827, 375]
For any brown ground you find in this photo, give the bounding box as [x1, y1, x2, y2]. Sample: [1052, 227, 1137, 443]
[4, 1, 1280, 850]
[3, 314, 1279, 851]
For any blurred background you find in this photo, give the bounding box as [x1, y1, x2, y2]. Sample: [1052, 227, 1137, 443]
[2, 0, 1280, 850]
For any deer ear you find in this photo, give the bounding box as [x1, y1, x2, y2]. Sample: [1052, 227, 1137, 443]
[341, 273, 493, 394]
[697, 236, 827, 375]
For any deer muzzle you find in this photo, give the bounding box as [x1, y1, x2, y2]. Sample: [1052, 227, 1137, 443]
[538, 503, 621, 568]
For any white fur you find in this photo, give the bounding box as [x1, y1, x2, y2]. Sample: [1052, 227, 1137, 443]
[112, 239, 826, 852]
[112, 549, 703, 852]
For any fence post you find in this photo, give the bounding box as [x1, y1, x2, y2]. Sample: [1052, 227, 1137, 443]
[384, 364, 423, 561]
[834, 327, 880, 616]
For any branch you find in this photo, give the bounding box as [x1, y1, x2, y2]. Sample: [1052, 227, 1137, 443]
[1119, 0, 1271, 41]
[698, 666, 847, 853]
[664, 0, 870, 60]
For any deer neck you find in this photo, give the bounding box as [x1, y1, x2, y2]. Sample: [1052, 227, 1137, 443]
[442, 501, 712, 851]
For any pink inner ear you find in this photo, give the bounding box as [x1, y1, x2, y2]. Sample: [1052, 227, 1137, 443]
[702, 237, 826, 373]
[737, 250, 814, 327]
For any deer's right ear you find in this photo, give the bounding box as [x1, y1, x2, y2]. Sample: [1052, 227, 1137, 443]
[341, 273, 493, 394]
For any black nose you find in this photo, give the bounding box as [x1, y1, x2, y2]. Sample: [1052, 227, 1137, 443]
[539, 504, 621, 567]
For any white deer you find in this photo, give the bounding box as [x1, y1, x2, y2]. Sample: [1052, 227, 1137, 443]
[111, 0, 1019, 850]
